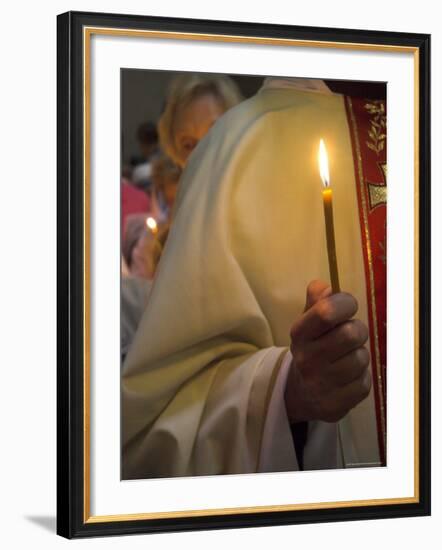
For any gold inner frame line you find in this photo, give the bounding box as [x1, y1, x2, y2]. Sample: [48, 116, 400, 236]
[82, 26, 420, 524]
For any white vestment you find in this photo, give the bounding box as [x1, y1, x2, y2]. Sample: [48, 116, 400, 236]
[122, 80, 381, 479]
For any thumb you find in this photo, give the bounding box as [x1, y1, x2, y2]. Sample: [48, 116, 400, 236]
[304, 280, 332, 311]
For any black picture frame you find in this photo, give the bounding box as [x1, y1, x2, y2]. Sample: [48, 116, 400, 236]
[57, 10, 431, 539]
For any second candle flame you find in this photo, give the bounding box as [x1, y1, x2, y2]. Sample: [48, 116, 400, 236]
[318, 139, 330, 188]
[146, 216, 158, 234]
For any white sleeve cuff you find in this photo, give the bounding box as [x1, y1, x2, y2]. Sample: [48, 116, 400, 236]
[257, 350, 299, 472]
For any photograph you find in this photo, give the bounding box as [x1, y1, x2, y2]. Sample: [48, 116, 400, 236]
[120, 70, 388, 480]
[2, 0, 440, 548]
[56, 10, 430, 538]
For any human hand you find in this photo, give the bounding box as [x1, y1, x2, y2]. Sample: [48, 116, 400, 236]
[285, 280, 372, 424]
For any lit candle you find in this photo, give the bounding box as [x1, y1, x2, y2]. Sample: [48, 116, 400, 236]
[318, 143, 346, 466]
[146, 216, 158, 235]
[318, 139, 340, 294]
[144, 217, 158, 278]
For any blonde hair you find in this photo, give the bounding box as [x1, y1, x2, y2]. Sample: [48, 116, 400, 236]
[158, 73, 242, 166]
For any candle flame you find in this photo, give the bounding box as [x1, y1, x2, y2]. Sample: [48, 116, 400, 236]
[146, 216, 158, 233]
[318, 139, 330, 188]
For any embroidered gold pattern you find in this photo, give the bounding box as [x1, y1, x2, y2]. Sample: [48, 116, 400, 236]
[368, 183, 387, 209]
[368, 162, 387, 210]
[346, 98, 386, 451]
[365, 101, 386, 155]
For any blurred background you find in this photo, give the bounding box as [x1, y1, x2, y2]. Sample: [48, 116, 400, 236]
[122, 70, 386, 169]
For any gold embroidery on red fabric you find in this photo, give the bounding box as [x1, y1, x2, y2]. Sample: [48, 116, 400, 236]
[365, 101, 386, 155]
[347, 98, 386, 450]
[368, 183, 387, 210]
[367, 162, 387, 210]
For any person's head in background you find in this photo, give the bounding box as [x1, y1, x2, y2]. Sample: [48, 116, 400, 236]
[151, 154, 182, 209]
[158, 73, 243, 168]
[137, 121, 159, 160]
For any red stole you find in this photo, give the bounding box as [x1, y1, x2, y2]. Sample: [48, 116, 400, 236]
[345, 96, 387, 466]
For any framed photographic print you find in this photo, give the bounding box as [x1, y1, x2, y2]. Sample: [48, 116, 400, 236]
[57, 10, 431, 539]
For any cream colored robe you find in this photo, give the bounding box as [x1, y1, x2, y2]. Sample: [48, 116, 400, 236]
[122, 82, 380, 479]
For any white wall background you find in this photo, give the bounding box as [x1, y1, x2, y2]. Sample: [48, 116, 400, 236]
[0, 0, 439, 548]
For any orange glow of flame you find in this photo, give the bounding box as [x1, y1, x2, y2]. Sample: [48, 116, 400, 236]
[318, 139, 330, 188]
[146, 216, 158, 233]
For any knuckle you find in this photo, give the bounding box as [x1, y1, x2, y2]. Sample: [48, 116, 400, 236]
[355, 320, 369, 344]
[342, 322, 360, 346]
[356, 346, 370, 367]
[341, 292, 359, 315]
[343, 320, 368, 347]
